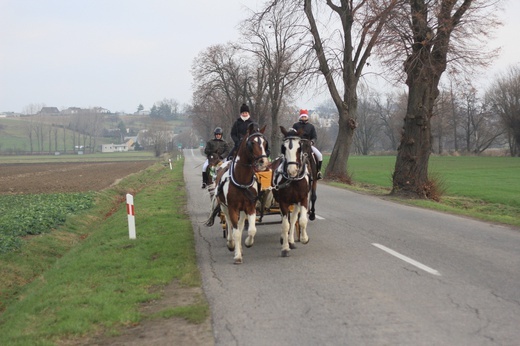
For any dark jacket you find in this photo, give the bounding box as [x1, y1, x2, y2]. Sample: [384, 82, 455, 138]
[291, 120, 317, 143]
[204, 138, 229, 158]
[230, 117, 254, 146]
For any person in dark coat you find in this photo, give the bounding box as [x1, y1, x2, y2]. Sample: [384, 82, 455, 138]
[228, 103, 254, 159]
[201, 127, 229, 188]
[291, 109, 323, 179]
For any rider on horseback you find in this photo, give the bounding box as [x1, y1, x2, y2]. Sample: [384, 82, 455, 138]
[201, 127, 229, 188]
[291, 109, 323, 180]
[228, 103, 254, 160]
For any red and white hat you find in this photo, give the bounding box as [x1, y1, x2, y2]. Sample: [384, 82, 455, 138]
[299, 109, 309, 119]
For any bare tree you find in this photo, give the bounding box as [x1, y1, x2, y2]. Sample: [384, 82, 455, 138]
[379, 0, 502, 198]
[302, 0, 400, 180]
[353, 98, 381, 155]
[374, 91, 405, 151]
[141, 118, 172, 157]
[244, 1, 312, 156]
[486, 65, 520, 156]
[431, 89, 452, 154]
[191, 43, 251, 139]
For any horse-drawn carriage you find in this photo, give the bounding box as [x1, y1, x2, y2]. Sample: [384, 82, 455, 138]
[204, 124, 318, 263]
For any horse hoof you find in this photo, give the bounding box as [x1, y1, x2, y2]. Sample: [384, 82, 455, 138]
[234, 258, 243, 264]
[281, 250, 290, 257]
[301, 238, 309, 245]
[205, 220, 214, 227]
[289, 242, 297, 249]
[227, 243, 235, 252]
[245, 243, 253, 248]
[309, 213, 316, 221]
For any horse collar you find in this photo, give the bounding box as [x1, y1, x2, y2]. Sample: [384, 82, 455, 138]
[229, 159, 256, 189]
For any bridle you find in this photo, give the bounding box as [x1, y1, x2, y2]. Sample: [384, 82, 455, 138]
[272, 135, 307, 190]
[229, 131, 268, 190]
[245, 132, 269, 163]
[281, 135, 303, 172]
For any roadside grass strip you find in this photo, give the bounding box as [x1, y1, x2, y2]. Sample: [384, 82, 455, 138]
[0, 159, 207, 345]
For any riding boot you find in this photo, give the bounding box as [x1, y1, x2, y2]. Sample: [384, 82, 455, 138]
[201, 172, 208, 189]
[317, 161, 323, 180]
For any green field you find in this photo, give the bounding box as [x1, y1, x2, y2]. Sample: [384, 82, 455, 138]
[324, 155, 520, 227]
[342, 156, 520, 207]
[0, 117, 117, 154]
[0, 115, 184, 156]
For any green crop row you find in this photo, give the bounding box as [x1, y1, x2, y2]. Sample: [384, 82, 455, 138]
[0, 193, 94, 253]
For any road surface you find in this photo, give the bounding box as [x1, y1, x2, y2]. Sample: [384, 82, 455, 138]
[184, 148, 520, 346]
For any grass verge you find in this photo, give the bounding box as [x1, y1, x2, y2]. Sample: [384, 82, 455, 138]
[0, 158, 207, 345]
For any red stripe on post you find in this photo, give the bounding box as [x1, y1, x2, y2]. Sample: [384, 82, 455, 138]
[127, 203, 134, 216]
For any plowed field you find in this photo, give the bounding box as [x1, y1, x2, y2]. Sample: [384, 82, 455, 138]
[0, 161, 157, 194]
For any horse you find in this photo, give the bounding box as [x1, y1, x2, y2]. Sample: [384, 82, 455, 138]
[299, 138, 318, 221]
[205, 123, 269, 264]
[270, 126, 311, 257]
[205, 153, 224, 199]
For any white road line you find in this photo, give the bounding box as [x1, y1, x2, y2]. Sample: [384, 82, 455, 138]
[314, 215, 325, 220]
[372, 243, 441, 276]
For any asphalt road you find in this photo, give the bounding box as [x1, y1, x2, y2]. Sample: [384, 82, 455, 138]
[183, 148, 520, 346]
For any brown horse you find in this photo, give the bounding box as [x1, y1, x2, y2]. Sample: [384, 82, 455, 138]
[270, 126, 311, 257]
[206, 123, 269, 264]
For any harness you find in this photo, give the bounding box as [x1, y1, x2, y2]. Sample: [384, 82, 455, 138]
[270, 135, 308, 191]
[216, 131, 267, 204]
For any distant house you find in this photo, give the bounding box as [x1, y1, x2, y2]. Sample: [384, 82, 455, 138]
[61, 107, 111, 115]
[101, 138, 134, 153]
[101, 143, 129, 153]
[61, 107, 82, 115]
[38, 107, 60, 115]
[92, 107, 111, 114]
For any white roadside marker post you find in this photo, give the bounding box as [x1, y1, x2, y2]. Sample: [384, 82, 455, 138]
[126, 193, 136, 239]
[169, 158, 172, 170]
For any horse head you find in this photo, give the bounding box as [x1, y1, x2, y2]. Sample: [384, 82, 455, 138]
[280, 126, 303, 178]
[207, 153, 223, 183]
[238, 123, 269, 172]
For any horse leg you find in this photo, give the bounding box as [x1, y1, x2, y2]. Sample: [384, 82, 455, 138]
[299, 204, 309, 244]
[244, 212, 257, 248]
[280, 205, 291, 257]
[288, 205, 300, 249]
[224, 207, 235, 252]
[232, 212, 245, 264]
[257, 191, 265, 223]
[208, 183, 216, 199]
[204, 196, 221, 227]
[308, 183, 317, 221]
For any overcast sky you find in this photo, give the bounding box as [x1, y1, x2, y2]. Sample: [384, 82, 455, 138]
[1, 0, 519, 114]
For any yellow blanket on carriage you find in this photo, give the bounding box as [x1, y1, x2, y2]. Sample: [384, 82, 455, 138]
[256, 170, 272, 191]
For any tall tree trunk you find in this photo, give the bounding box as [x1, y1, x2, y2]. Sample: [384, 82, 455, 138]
[393, 75, 435, 197]
[326, 98, 357, 179]
[392, 0, 472, 198]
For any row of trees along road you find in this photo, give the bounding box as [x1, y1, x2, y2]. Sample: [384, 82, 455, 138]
[191, 0, 513, 199]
